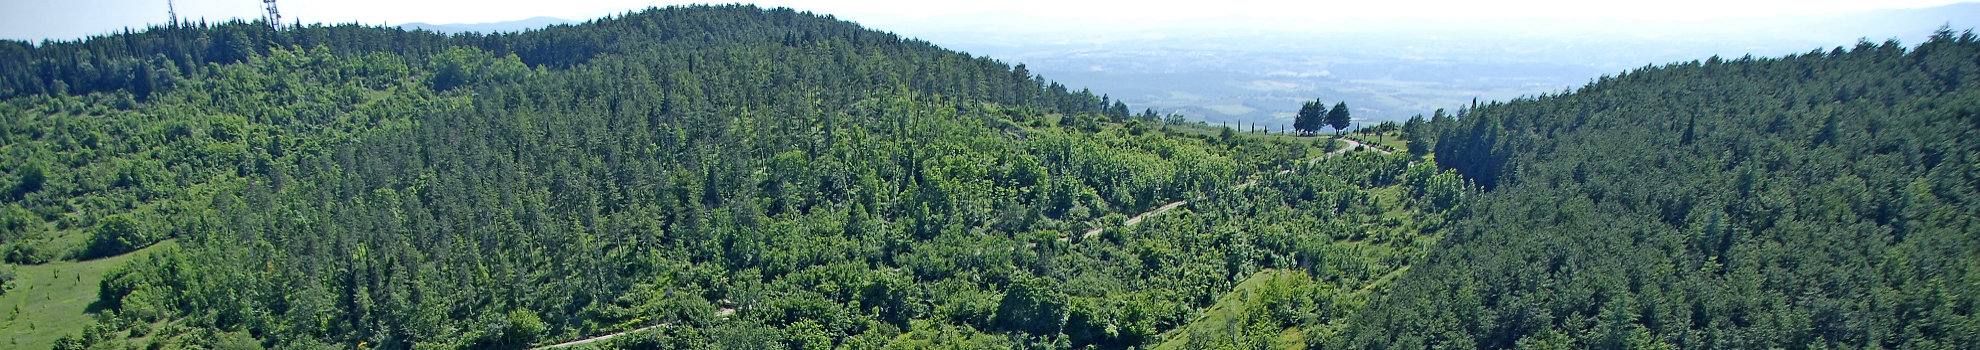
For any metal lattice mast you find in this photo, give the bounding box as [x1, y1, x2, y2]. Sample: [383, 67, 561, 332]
[262, 0, 282, 29]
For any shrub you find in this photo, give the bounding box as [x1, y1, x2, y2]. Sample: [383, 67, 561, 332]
[81, 215, 149, 259]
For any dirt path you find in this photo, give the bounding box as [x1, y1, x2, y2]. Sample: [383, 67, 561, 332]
[1073, 137, 1385, 242]
[1079, 200, 1189, 240]
[529, 324, 665, 350]
[1258, 137, 1379, 186]
[1339, 137, 1394, 155]
[1323, 138, 1388, 160]
[1349, 266, 1410, 297]
[529, 308, 735, 350]
[533, 139, 1395, 346]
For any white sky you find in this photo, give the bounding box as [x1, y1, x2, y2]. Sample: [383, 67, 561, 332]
[2, 0, 1972, 41]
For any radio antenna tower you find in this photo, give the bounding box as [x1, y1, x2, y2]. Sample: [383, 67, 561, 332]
[262, 0, 283, 29]
[167, 0, 178, 25]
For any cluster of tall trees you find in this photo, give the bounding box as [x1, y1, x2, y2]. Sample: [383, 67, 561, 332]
[1346, 29, 1980, 349]
[1294, 99, 1350, 136]
[0, 5, 1142, 263]
[0, 6, 1138, 114]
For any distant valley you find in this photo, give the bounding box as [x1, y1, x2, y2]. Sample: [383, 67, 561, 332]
[855, 3, 1980, 125]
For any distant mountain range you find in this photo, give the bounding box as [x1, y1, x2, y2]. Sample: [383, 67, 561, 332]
[397, 16, 573, 34]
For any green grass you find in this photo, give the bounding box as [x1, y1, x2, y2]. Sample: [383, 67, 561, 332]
[1145, 166, 1438, 349]
[0, 240, 177, 350]
[1028, 114, 1340, 161]
[1349, 130, 1409, 152]
[1163, 123, 1339, 157]
[1152, 269, 1310, 350]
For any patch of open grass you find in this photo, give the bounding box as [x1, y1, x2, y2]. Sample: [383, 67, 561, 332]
[1350, 130, 1410, 152]
[1163, 123, 1336, 157]
[1153, 269, 1311, 350]
[0, 240, 177, 350]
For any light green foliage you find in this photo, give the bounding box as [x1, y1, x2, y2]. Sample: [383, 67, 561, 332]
[212, 331, 265, 350]
[80, 215, 147, 259]
[428, 47, 529, 91]
[992, 274, 1069, 335]
[0, 241, 176, 350]
[1157, 270, 1323, 350]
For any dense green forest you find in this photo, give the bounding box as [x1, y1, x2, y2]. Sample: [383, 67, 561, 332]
[0, 5, 1459, 350]
[5, 4, 1977, 350]
[1347, 30, 1980, 349]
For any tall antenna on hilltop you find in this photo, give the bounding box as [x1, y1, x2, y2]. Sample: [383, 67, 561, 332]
[167, 0, 178, 25]
[262, 0, 283, 29]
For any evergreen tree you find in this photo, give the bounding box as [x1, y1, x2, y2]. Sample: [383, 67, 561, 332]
[1402, 114, 1429, 156]
[1326, 102, 1351, 135]
[1348, 32, 1980, 349]
[1294, 100, 1324, 135]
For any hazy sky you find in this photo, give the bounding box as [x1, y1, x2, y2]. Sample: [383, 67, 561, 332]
[3, 0, 1973, 41]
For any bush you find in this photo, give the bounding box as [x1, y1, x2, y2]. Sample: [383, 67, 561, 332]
[428, 48, 529, 92]
[51, 335, 85, 350]
[212, 331, 263, 350]
[506, 309, 547, 346]
[81, 215, 149, 259]
[1102, 213, 1129, 228]
[128, 321, 152, 337]
[4, 243, 53, 264]
[0, 267, 13, 295]
[0, 204, 35, 240]
[993, 275, 1068, 335]
[9, 163, 45, 200]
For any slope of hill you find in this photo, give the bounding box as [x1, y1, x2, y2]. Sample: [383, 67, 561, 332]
[1, 5, 1453, 350]
[24, 5, 1969, 350]
[1346, 29, 1980, 349]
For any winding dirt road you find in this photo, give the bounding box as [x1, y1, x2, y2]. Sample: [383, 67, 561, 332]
[538, 137, 1394, 348]
[1079, 200, 1189, 240]
[528, 308, 735, 350]
[1074, 137, 1387, 242]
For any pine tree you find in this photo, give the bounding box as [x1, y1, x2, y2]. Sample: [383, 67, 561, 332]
[1326, 101, 1351, 135]
[1295, 100, 1324, 135]
[1403, 114, 1430, 156]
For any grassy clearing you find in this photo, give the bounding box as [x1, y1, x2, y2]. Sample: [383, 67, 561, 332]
[1, 240, 177, 350]
[1153, 269, 1310, 350]
[1163, 123, 1340, 157]
[1146, 159, 1438, 349]
[1350, 130, 1409, 152]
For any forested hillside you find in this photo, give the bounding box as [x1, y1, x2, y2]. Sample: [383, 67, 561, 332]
[1, 5, 1457, 349]
[15, 4, 1971, 350]
[1346, 29, 1980, 349]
